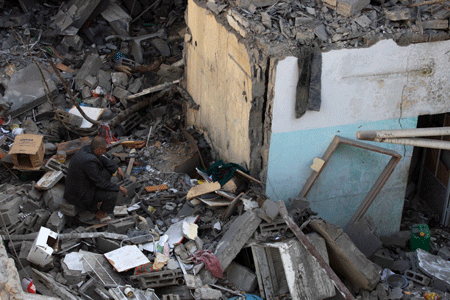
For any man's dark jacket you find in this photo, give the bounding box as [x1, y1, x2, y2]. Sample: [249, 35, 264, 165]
[64, 145, 119, 207]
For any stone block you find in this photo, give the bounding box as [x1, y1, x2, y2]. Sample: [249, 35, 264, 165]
[404, 270, 431, 286]
[437, 246, 450, 261]
[194, 287, 222, 300]
[225, 261, 257, 292]
[96, 237, 120, 253]
[97, 69, 112, 92]
[336, 0, 370, 17]
[385, 8, 411, 21]
[215, 211, 261, 271]
[163, 295, 181, 300]
[84, 75, 98, 88]
[19, 241, 33, 269]
[370, 249, 394, 269]
[60, 202, 81, 217]
[262, 199, 279, 221]
[111, 72, 129, 88]
[128, 78, 143, 94]
[310, 219, 381, 290]
[75, 54, 102, 90]
[380, 231, 410, 248]
[113, 86, 132, 100]
[22, 199, 41, 213]
[43, 184, 66, 213]
[46, 211, 66, 233]
[344, 216, 382, 258]
[391, 259, 411, 273]
[3, 64, 58, 118]
[81, 86, 92, 99]
[107, 217, 135, 234]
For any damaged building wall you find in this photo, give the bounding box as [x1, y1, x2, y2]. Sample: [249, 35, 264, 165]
[267, 39, 450, 235]
[186, 0, 257, 171]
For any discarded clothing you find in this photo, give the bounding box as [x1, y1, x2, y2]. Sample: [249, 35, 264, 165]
[98, 123, 118, 144]
[201, 159, 249, 186]
[191, 250, 223, 278]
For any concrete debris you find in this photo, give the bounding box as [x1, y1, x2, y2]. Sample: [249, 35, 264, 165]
[310, 218, 381, 290]
[3, 64, 57, 118]
[417, 248, 450, 290]
[0, 1, 449, 300]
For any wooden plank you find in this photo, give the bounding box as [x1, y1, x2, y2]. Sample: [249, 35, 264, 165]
[345, 156, 400, 229]
[251, 245, 274, 299]
[299, 135, 401, 199]
[199, 198, 232, 207]
[422, 19, 448, 29]
[145, 184, 168, 192]
[222, 192, 245, 220]
[278, 201, 356, 300]
[187, 182, 221, 200]
[126, 149, 136, 176]
[298, 136, 340, 197]
[235, 169, 262, 184]
[126, 80, 180, 100]
[181, 128, 206, 169]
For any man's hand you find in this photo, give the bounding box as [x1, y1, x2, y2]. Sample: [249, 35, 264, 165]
[120, 186, 128, 196]
[117, 168, 125, 180]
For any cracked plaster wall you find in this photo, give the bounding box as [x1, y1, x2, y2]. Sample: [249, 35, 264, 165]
[185, 0, 269, 176]
[267, 39, 450, 235]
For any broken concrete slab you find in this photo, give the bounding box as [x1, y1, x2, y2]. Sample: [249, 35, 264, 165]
[35, 171, 64, 191]
[52, 0, 102, 35]
[97, 69, 112, 92]
[336, 0, 369, 16]
[344, 215, 382, 258]
[262, 199, 279, 221]
[104, 245, 150, 272]
[74, 54, 102, 90]
[111, 72, 129, 88]
[214, 211, 261, 271]
[225, 262, 257, 293]
[417, 248, 450, 290]
[255, 234, 335, 300]
[187, 182, 221, 200]
[370, 249, 394, 269]
[3, 64, 57, 118]
[380, 231, 410, 248]
[310, 218, 381, 290]
[194, 287, 222, 299]
[46, 211, 66, 233]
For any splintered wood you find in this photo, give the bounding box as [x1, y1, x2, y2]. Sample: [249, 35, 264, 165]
[187, 182, 221, 200]
[145, 184, 169, 192]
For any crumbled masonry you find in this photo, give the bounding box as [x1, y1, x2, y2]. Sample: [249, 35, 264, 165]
[0, 0, 449, 299]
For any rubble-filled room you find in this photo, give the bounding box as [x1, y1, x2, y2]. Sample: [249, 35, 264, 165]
[0, 0, 450, 299]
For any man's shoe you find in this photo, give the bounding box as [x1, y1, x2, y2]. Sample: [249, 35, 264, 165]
[95, 210, 112, 222]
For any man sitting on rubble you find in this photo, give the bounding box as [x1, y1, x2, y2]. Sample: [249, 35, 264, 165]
[64, 136, 127, 222]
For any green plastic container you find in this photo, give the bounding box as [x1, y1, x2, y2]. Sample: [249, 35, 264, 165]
[410, 224, 430, 252]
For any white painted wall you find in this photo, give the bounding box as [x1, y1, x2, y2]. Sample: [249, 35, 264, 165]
[272, 39, 450, 134]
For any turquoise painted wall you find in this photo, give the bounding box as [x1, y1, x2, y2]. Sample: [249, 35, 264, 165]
[266, 117, 418, 235]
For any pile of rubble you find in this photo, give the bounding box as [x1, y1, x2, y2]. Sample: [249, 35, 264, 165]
[203, 0, 450, 51]
[0, 0, 450, 300]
